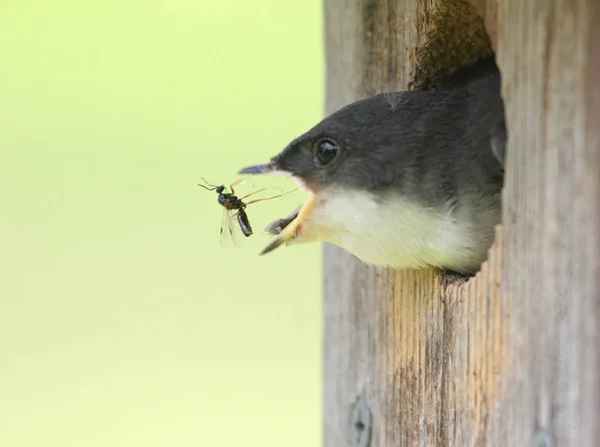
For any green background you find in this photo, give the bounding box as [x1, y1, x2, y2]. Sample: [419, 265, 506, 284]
[0, 1, 323, 445]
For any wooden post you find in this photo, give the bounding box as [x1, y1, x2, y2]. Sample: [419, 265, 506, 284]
[323, 0, 600, 446]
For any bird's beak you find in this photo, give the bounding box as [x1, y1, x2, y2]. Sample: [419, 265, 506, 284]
[237, 161, 316, 256]
[258, 196, 316, 255]
[238, 163, 276, 175]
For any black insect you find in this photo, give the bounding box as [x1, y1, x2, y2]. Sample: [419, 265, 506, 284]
[198, 176, 294, 245]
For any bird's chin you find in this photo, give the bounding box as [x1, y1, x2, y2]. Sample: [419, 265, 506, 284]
[259, 192, 318, 255]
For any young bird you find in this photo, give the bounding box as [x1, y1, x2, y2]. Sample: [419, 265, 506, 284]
[238, 62, 506, 275]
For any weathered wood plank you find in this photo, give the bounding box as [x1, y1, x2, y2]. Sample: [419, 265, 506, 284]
[490, 0, 600, 445]
[323, 0, 600, 445]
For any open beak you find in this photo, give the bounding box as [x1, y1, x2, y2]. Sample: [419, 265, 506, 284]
[237, 162, 317, 256]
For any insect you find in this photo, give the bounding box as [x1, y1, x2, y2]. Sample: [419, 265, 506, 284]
[198, 176, 295, 246]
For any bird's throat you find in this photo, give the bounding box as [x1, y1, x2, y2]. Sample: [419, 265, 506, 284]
[260, 186, 493, 275]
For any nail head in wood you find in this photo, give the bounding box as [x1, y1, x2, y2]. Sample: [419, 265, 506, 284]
[349, 395, 372, 447]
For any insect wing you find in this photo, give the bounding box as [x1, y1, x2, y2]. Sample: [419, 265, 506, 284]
[219, 207, 240, 248]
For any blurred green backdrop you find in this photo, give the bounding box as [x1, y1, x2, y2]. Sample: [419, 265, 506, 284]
[0, 1, 324, 446]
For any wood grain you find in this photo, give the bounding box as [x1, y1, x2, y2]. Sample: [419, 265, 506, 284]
[323, 0, 600, 445]
[492, 0, 600, 445]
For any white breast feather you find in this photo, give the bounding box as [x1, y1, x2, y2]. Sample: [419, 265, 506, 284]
[292, 188, 487, 272]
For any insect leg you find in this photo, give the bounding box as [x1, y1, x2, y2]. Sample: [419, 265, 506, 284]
[228, 174, 255, 195]
[244, 188, 298, 206]
[238, 188, 282, 201]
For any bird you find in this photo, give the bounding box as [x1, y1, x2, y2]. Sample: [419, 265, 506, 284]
[237, 60, 506, 276]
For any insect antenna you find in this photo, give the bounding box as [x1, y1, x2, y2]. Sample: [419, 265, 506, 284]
[198, 177, 221, 191]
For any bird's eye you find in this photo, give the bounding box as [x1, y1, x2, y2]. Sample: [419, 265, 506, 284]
[313, 138, 339, 167]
